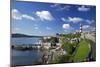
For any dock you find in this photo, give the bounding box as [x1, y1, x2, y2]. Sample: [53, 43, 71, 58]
[11, 44, 42, 50]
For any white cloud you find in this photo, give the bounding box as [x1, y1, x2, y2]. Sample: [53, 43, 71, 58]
[61, 17, 83, 23]
[56, 5, 70, 11]
[50, 4, 60, 7]
[12, 9, 22, 20]
[82, 25, 90, 29]
[46, 27, 51, 30]
[85, 20, 95, 24]
[82, 25, 96, 32]
[61, 17, 95, 25]
[78, 6, 90, 11]
[36, 11, 54, 21]
[34, 27, 39, 30]
[12, 9, 35, 21]
[61, 18, 67, 22]
[22, 14, 35, 21]
[66, 17, 83, 23]
[62, 24, 70, 29]
[51, 4, 70, 11]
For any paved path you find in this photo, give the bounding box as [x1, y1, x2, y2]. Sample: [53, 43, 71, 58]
[85, 33, 96, 42]
[84, 33, 96, 61]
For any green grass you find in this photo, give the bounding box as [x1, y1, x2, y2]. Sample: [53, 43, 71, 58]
[73, 39, 90, 62]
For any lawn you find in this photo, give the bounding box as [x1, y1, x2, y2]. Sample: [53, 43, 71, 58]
[73, 39, 90, 62]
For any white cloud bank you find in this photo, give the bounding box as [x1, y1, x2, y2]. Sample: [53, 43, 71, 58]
[51, 4, 70, 11]
[61, 17, 95, 25]
[82, 25, 96, 31]
[67, 17, 83, 23]
[78, 6, 90, 11]
[12, 9, 35, 21]
[85, 20, 95, 24]
[62, 17, 83, 23]
[36, 11, 54, 21]
[82, 25, 90, 29]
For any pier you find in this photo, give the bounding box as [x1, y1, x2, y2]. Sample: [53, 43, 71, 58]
[11, 44, 41, 50]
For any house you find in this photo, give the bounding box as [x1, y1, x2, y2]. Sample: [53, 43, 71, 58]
[40, 36, 62, 49]
[40, 36, 52, 49]
[70, 38, 80, 44]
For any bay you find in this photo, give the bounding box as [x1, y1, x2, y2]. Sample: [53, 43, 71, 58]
[11, 37, 43, 66]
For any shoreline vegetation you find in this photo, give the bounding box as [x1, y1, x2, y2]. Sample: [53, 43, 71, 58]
[11, 31, 96, 66]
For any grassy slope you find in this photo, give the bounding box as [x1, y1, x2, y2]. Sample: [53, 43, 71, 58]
[73, 39, 90, 62]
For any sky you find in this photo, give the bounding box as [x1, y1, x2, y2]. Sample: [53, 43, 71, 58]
[11, 0, 96, 36]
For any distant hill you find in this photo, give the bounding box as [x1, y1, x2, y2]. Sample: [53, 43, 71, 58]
[11, 33, 42, 38]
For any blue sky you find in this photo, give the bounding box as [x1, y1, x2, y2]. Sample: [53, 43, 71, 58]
[11, 1, 96, 36]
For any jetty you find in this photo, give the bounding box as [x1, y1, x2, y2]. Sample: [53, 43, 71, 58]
[11, 44, 41, 50]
